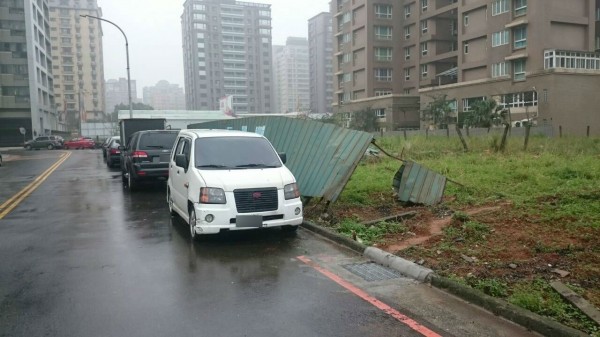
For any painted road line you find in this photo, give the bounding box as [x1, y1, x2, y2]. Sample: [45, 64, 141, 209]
[297, 256, 442, 337]
[0, 152, 71, 220]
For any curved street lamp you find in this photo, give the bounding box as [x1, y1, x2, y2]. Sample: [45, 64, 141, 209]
[80, 14, 133, 119]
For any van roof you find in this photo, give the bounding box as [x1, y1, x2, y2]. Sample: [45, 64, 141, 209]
[179, 129, 264, 138]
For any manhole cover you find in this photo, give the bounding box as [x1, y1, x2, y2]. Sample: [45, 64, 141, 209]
[343, 262, 401, 282]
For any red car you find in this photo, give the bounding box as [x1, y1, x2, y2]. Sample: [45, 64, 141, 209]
[63, 137, 96, 150]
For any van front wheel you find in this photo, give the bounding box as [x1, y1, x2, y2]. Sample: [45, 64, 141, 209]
[189, 208, 198, 240]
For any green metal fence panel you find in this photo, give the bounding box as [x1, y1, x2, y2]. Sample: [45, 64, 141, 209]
[188, 116, 373, 202]
[396, 161, 447, 205]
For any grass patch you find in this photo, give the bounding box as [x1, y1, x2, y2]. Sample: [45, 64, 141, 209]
[337, 218, 408, 246]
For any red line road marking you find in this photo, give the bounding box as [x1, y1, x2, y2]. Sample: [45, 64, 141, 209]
[297, 256, 442, 337]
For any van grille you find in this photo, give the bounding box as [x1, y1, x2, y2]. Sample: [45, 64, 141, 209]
[234, 188, 278, 213]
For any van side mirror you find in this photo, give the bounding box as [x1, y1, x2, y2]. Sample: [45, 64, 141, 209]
[278, 152, 287, 164]
[175, 154, 188, 168]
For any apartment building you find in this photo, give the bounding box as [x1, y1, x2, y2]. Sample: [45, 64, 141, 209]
[308, 12, 334, 115]
[181, 0, 273, 114]
[0, 0, 59, 146]
[418, 0, 600, 136]
[332, 0, 600, 135]
[143, 80, 185, 110]
[331, 0, 421, 130]
[273, 37, 310, 114]
[105, 77, 137, 114]
[48, 0, 105, 130]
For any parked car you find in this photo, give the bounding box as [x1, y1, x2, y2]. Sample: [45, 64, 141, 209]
[24, 136, 63, 150]
[63, 137, 96, 149]
[120, 130, 179, 190]
[105, 138, 122, 168]
[102, 136, 120, 161]
[167, 129, 303, 239]
[0, 151, 3, 166]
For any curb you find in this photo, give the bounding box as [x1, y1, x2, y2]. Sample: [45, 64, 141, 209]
[431, 276, 588, 337]
[301, 220, 588, 337]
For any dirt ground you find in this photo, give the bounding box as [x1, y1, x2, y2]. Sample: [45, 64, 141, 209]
[305, 199, 600, 311]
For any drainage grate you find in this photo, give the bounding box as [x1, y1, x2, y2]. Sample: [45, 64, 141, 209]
[343, 262, 402, 282]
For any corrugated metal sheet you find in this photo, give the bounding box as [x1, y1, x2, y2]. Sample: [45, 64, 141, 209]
[395, 161, 447, 205]
[188, 116, 373, 202]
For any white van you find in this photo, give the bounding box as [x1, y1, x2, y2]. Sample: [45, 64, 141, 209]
[167, 129, 303, 238]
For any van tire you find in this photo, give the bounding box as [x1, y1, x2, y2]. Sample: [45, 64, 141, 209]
[189, 208, 198, 240]
[281, 225, 299, 233]
[167, 189, 176, 216]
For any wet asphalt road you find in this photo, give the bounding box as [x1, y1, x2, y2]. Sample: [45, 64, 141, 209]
[0, 149, 541, 337]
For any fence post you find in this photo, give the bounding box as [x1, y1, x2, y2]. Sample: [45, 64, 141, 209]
[587, 125, 590, 138]
[559, 125, 562, 138]
[403, 130, 407, 140]
[426, 128, 429, 139]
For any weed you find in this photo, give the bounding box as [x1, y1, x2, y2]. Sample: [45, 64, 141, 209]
[336, 218, 407, 246]
[452, 211, 470, 222]
[468, 278, 508, 297]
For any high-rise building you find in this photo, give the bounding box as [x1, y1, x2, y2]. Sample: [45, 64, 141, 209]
[273, 37, 310, 114]
[105, 77, 137, 114]
[308, 12, 334, 115]
[143, 80, 185, 110]
[0, 0, 59, 146]
[48, 0, 105, 130]
[331, 0, 600, 135]
[181, 0, 273, 114]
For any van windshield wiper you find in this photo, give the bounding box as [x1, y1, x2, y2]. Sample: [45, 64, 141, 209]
[235, 163, 278, 168]
[197, 164, 230, 169]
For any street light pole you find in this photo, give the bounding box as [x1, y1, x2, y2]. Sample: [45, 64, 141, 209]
[80, 14, 133, 119]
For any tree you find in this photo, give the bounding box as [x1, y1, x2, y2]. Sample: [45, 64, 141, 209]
[464, 99, 503, 132]
[422, 95, 468, 151]
[349, 107, 379, 132]
[111, 102, 155, 120]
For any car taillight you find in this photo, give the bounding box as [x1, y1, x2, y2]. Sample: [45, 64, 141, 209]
[109, 149, 120, 155]
[132, 151, 148, 158]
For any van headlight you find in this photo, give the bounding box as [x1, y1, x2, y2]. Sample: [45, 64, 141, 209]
[200, 187, 226, 204]
[284, 183, 300, 200]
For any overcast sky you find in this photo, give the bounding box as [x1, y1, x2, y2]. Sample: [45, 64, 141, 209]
[99, 0, 330, 97]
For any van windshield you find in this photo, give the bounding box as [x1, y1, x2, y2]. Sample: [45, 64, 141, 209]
[194, 136, 282, 170]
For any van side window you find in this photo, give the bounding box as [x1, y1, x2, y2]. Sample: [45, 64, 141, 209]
[182, 139, 191, 166]
[173, 137, 186, 162]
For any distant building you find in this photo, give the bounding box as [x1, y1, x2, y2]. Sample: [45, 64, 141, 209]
[181, 0, 273, 114]
[48, 0, 106, 129]
[273, 37, 310, 114]
[308, 12, 333, 115]
[0, 0, 59, 146]
[143, 80, 185, 110]
[105, 77, 137, 114]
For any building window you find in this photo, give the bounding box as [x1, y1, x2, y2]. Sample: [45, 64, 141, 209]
[404, 47, 411, 60]
[375, 89, 392, 96]
[514, 26, 527, 49]
[375, 4, 392, 19]
[375, 26, 392, 40]
[421, 64, 428, 78]
[404, 25, 411, 39]
[375, 108, 386, 118]
[421, 42, 428, 56]
[513, 59, 526, 80]
[375, 47, 393, 61]
[514, 0, 527, 16]
[492, 0, 509, 16]
[492, 30, 510, 47]
[462, 97, 485, 112]
[404, 89, 411, 94]
[404, 4, 411, 18]
[543, 50, 600, 70]
[375, 68, 393, 81]
[492, 62, 509, 77]
[464, 41, 469, 54]
[404, 68, 411, 80]
[464, 14, 469, 27]
[420, 20, 428, 34]
[421, 0, 428, 12]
